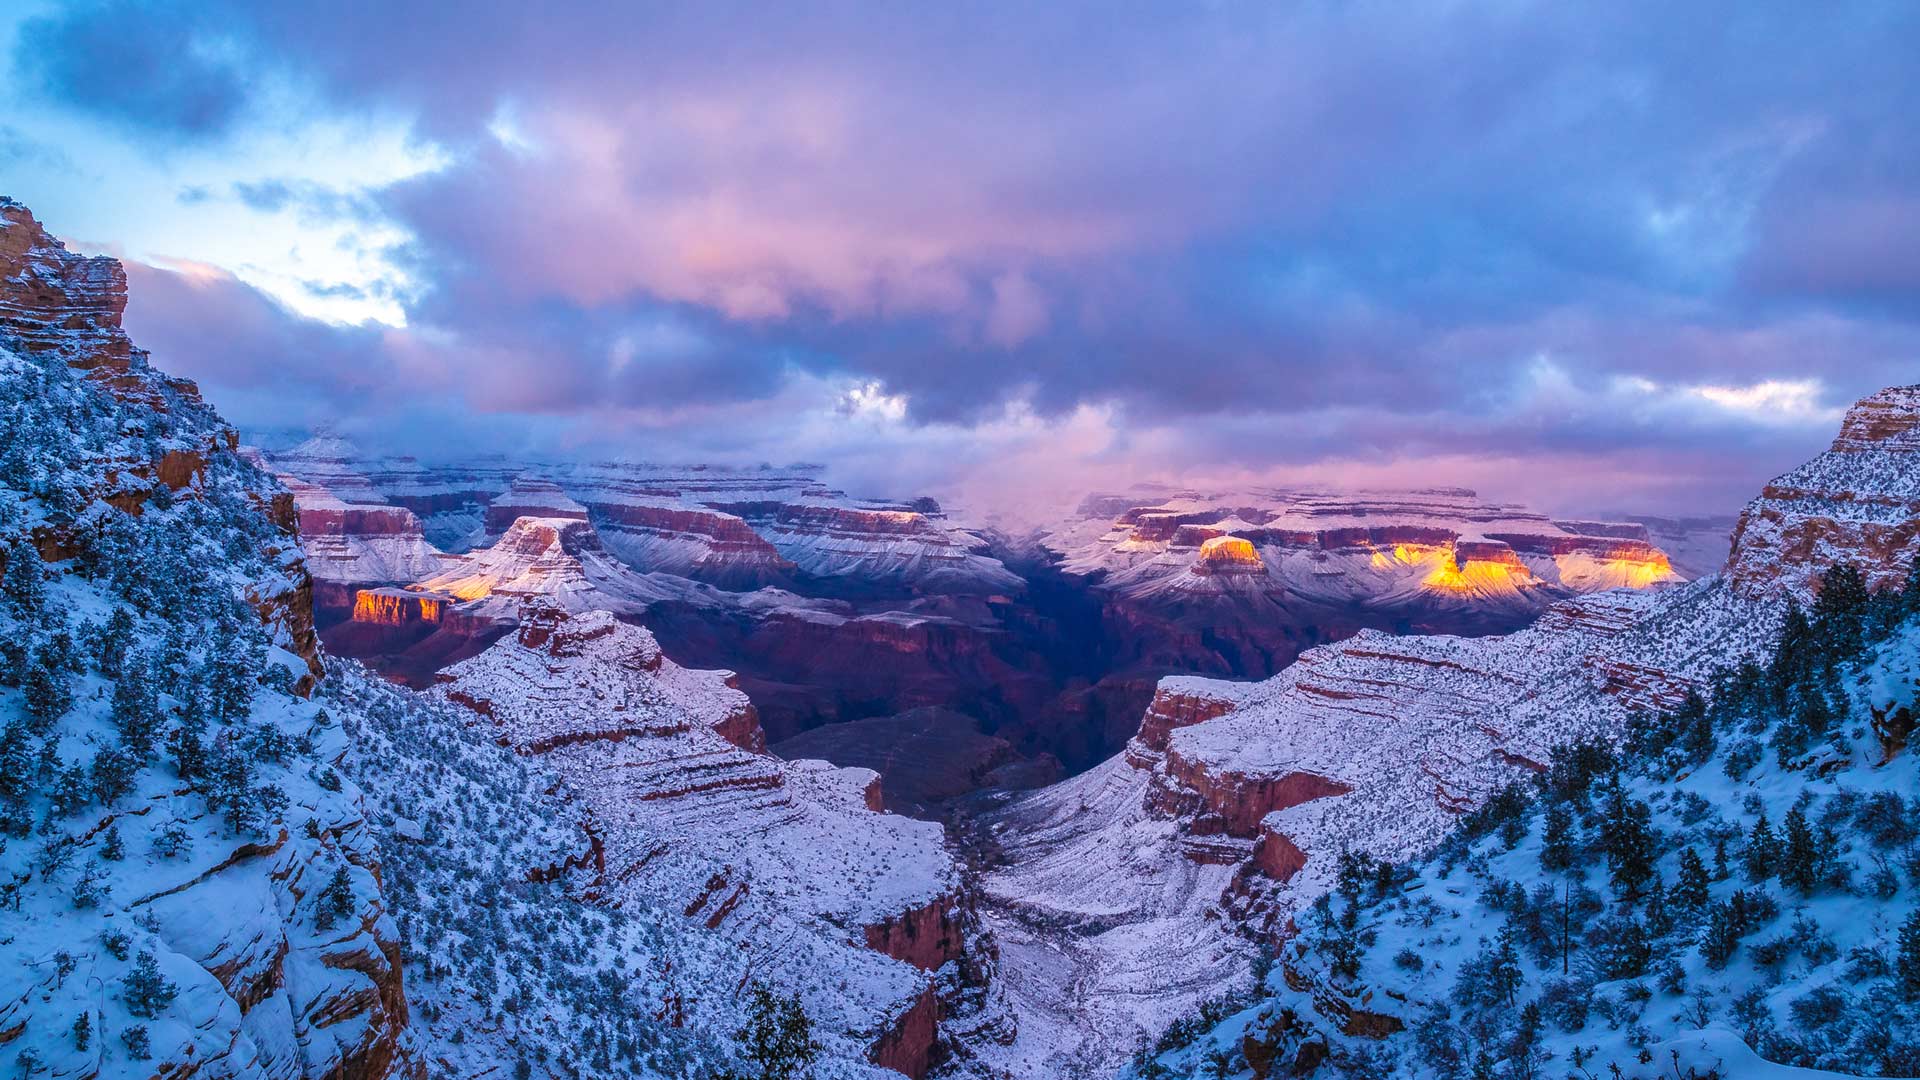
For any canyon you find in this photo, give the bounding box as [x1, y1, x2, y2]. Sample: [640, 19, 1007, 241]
[268, 442, 1695, 782]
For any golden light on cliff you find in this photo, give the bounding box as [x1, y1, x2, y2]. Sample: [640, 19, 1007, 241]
[1616, 552, 1674, 589]
[352, 588, 449, 626]
[1554, 550, 1675, 590]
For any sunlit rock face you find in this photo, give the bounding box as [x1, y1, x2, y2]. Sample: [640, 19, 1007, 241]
[1191, 535, 1265, 576]
[1037, 485, 1685, 682]
[434, 606, 971, 1077]
[1727, 384, 1920, 598]
[351, 585, 450, 626]
[981, 384, 1920, 1073]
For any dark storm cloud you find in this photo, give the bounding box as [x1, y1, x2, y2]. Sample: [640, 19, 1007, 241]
[13, 2, 249, 136]
[16, 1, 1920, 511]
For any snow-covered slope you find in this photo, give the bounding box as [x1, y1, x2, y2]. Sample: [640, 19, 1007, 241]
[0, 196, 405, 1080]
[1141, 573, 1920, 1079]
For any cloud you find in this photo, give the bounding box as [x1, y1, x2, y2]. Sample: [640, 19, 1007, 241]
[13, 2, 249, 136]
[10, 1, 1920, 516]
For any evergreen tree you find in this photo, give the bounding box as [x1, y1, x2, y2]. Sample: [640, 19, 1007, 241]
[94, 609, 136, 678]
[89, 747, 137, 806]
[720, 983, 822, 1080]
[1898, 909, 1920, 1001]
[1700, 903, 1741, 970]
[1745, 812, 1780, 882]
[1, 539, 46, 617]
[316, 866, 356, 931]
[110, 652, 163, 758]
[1539, 803, 1576, 873]
[71, 1012, 89, 1052]
[1487, 924, 1525, 1008]
[0, 722, 35, 805]
[1600, 783, 1657, 900]
[21, 651, 72, 732]
[122, 950, 177, 1019]
[1812, 561, 1870, 658]
[1672, 847, 1711, 910]
[1780, 806, 1819, 893]
[167, 697, 209, 780]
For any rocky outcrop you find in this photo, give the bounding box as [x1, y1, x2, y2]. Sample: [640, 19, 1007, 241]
[433, 606, 966, 1075]
[1191, 535, 1265, 576]
[352, 586, 451, 627]
[865, 893, 965, 971]
[871, 985, 942, 1080]
[1727, 384, 1920, 597]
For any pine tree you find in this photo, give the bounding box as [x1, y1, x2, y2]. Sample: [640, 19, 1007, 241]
[110, 652, 162, 758]
[89, 747, 137, 806]
[21, 651, 72, 732]
[1780, 806, 1819, 893]
[1745, 812, 1780, 882]
[1700, 903, 1741, 970]
[1539, 803, 1576, 873]
[1813, 561, 1870, 659]
[1488, 924, 1525, 1008]
[721, 983, 821, 1080]
[1898, 909, 1920, 1001]
[1, 539, 46, 617]
[71, 1012, 89, 1051]
[95, 609, 136, 678]
[1672, 847, 1711, 910]
[0, 722, 35, 804]
[1600, 783, 1657, 900]
[317, 866, 356, 931]
[122, 950, 178, 1019]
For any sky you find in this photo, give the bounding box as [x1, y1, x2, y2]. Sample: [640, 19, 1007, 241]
[1, 2, 1916, 522]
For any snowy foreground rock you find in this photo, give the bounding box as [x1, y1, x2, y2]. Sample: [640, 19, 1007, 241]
[979, 385, 1920, 1076]
[0, 197, 402, 1078]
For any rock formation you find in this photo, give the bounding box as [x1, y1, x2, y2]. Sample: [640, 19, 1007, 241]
[1727, 384, 1920, 598]
[434, 606, 974, 1076]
